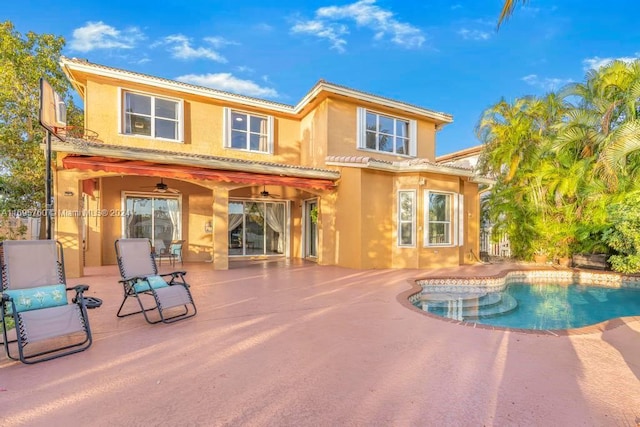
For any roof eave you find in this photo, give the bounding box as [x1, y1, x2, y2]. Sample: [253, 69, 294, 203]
[296, 81, 453, 124]
[48, 140, 340, 181]
[60, 57, 296, 114]
[325, 158, 492, 183]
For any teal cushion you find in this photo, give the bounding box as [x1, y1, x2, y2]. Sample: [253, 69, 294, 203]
[4, 284, 68, 314]
[133, 275, 169, 293]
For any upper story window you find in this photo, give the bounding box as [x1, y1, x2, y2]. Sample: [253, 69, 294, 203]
[357, 107, 417, 156]
[122, 91, 182, 141]
[223, 108, 274, 154]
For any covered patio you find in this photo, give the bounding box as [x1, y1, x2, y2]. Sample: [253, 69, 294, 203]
[1, 262, 638, 425]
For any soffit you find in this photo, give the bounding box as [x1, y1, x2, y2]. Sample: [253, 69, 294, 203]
[62, 156, 337, 190]
[50, 138, 340, 188]
[60, 57, 453, 123]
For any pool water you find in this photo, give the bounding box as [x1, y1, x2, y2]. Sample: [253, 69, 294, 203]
[415, 283, 640, 330]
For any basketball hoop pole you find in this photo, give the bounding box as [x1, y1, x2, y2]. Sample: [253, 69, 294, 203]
[45, 130, 52, 239]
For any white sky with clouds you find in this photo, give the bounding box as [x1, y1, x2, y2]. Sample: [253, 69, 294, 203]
[6, 0, 640, 154]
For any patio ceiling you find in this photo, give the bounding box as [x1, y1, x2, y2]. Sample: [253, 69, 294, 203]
[62, 156, 338, 191]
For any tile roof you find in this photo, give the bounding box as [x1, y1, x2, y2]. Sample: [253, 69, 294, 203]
[54, 137, 340, 180]
[61, 57, 453, 122]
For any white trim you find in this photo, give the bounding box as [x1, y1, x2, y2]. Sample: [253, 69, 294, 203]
[120, 89, 184, 142]
[120, 191, 183, 242]
[397, 190, 416, 247]
[356, 107, 365, 149]
[222, 107, 231, 148]
[117, 87, 122, 140]
[267, 115, 274, 154]
[325, 156, 493, 183]
[458, 194, 464, 247]
[227, 198, 288, 257]
[356, 107, 417, 157]
[423, 190, 456, 247]
[409, 120, 417, 157]
[61, 58, 453, 124]
[224, 108, 274, 154]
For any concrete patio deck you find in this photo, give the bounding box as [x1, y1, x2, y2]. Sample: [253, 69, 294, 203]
[1, 261, 639, 426]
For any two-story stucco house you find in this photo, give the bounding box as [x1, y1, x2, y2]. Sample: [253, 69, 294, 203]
[55, 57, 488, 277]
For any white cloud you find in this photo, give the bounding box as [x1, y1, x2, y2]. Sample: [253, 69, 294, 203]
[203, 36, 240, 49]
[236, 65, 255, 73]
[291, 20, 348, 52]
[291, 0, 424, 51]
[458, 28, 491, 41]
[255, 23, 274, 32]
[451, 4, 462, 10]
[176, 73, 278, 98]
[159, 34, 228, 62]
[522, 74, 573, 91]
[69, 21, 144, 52]
[582, 54, 640, 70]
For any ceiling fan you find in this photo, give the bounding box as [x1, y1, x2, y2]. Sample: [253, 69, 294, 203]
[259, 186, 280, 198]
[142, 178, 180, 194]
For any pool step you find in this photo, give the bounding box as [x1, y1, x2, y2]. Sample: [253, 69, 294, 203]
[420, 292, 518, 320]
[463, 294, 518, 319]
[421, 292, 502, 308]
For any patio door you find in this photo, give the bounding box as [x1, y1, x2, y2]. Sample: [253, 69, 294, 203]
[228, 200, 287, 256]
[304, 199, 318, 258]
[124, 195, 181, 251]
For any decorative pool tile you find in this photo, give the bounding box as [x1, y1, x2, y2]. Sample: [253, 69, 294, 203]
[416, 269, 637, 295]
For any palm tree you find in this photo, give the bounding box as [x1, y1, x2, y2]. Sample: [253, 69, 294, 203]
[497, 0, 529, 28]
[556, 60, 640, 191]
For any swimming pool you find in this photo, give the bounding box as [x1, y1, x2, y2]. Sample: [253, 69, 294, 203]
[414, 282, 640, 330]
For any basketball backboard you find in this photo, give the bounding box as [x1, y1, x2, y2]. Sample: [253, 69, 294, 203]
[39, 78, 67, 141]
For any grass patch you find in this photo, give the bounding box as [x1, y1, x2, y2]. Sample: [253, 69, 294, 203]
[1, 315, 15, 333]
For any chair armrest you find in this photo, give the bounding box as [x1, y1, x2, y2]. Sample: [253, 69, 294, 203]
[119, 275, 147, 284]
[2, 292, 11, 302]
[67, 284, 90, 294]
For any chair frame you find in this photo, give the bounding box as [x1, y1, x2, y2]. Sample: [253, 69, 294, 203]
[0, 240, 93, 364]
[115, 238, 196, 324]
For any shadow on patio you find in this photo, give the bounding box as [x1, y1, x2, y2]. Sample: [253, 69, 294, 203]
[1, 262, 638, 425]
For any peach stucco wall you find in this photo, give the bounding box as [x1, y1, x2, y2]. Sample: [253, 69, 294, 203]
[326, 167, 479, 270]
[56, 71, 477, 277]
[83, 77, 302, 165]
[324, 97, 437, 162]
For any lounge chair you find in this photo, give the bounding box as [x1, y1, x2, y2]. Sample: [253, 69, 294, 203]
[154, 239, 185, 266]
[114, 238, 196, 324]
[0, 240, 93, 364]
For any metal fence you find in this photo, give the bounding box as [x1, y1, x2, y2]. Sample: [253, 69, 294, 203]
[480, 228, 511, 258]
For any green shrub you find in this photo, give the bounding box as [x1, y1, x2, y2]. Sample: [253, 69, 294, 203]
[602, 192, 640, 273]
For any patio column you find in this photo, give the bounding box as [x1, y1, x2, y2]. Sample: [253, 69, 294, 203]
[212, 187, 229, 270]
[317, 191, 338, 266]
[54, 171, 83, 278]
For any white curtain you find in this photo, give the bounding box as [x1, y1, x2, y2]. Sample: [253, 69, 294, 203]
[265, 204, 284, 253]
[228, 214, 243, 232]
[166, 198, 180, 240]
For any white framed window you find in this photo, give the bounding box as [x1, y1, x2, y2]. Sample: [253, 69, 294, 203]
[223, 108, 274, 153]
[122, 193, 182, 248]
[398, 190, 416, 246]
[424, 191, 456, 246]
[357, 107, 417, 156]
[121, 90, 183, 141]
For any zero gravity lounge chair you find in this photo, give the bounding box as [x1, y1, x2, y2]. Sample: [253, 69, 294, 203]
[114, 238, 196, 324]
[0, 240, 93, 364]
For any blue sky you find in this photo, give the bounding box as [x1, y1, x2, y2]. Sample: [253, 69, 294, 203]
[5, 0, 640, 155]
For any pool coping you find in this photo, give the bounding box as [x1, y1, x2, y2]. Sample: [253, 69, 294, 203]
[398, 266, 640, 336]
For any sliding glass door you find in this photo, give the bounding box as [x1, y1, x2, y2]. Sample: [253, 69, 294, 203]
[124, 195, 181, 252]
[228, 200, 286, 256]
